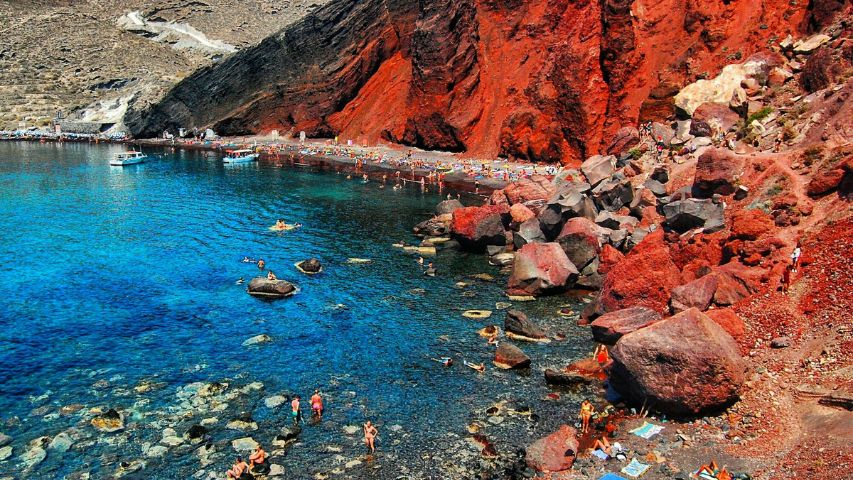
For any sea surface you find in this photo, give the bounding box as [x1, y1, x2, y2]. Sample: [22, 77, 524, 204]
[0, 141, 592, 479]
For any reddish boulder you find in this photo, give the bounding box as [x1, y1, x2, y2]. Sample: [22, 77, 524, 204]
[525, 425, 579, 473]
[704, 308, 746, 339]
[598, 244, 625, 275]
[712, 261, 764, 306]
[510, 203, 536, 224]
[595, 230, 681, 316]
[503, 176, 555, 206]
[608, 308, 747, 415]
[507, 243, 578, 296]
[807, 164, 846, 197]
[451, 204, 508, 250]
[670, 274, 718, 313]
[692, 103, 741, 133]
[693, 148, 747, 197]
[591, 306, 663, 345]
[494, 342, 531, 369]
[488, 189, 509, 206]
[607, 126, 640, 155]
[730, 209, 775, 240]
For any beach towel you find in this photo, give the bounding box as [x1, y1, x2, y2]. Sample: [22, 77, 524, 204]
[630, 421, 664, 439]
[621, 458, 651, 478]
[599, 474, 628, 480]
[592, 449, 610, 460]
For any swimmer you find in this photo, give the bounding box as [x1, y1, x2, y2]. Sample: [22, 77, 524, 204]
[236, 277, 244, 285]
[267, 271, 277, 281]
[275, 219, 286, 230]
[464, 361, 485, 372]
[257, 259, 266, 270]
[431, 357, 453, 367]
[417, 257, 424, 267]
[242, 256, 252, 263]
[346, 174, 352, 180]
[362, 173, 368, 182]
[487, 333, 498, 345]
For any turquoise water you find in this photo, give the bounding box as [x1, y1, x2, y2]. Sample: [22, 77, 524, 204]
[0, 141, 590, 479]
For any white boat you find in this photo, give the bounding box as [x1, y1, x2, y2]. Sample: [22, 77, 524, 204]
[110, 151, 147, 166]
[223, 149, 259, 164]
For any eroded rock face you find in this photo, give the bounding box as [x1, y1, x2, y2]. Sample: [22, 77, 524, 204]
[525, 425, 578, 473]
[608, 308, 746, 416]
[128, 0, 810, 164]
[507, 243, 578, 296]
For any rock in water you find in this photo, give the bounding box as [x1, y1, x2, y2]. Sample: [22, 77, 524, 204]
[493, 343, 531, 369]
[590, 307, 663, 345]
[507, 243, 578, 297]
[247, 277, 297, 298]
[504, 310, 547, 341]
[608, 308, 746, 416]
[0, 432, 11, 447]
[296, 258, 322, 273]
[231, 437, 259, 452]
[451, 204, 509, 251]
[435, 199, 464, 215]
[242, 334, 272, 346]
[91, 409, 124, 432]
[185, 424, 208, 441]
[525, 425, 579, 472]
[544, 369, 592, 386]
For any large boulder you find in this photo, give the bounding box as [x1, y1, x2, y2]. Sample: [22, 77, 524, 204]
[504, 310, 547, 341]
[591, 177, 634, 212]
[435, 199, 464, 215]
[608, 308, 747, 415]
[662, 198, 725, 233]
[693, 148, 747, 197]
[712, 261, 764, 306]
[590, 306, 663, 345]
[513, 218, 547, 249]
[555, 217, 609, 270]
[507, 243, 578, 296]
[295, 258, 322, 273]
[691, 103, 741, 134]
[594, 230, 681, 317]
[581, 155, 616, 187]
[503, 176, 555, 207]
[539, 183, 598, 238]
[607, 127, 640, 155]
[494, 342, 531, 369]
[670, 275, 718, 313]
[247, 278, 297, 298]
[525, 425, 579, 473]
[509, 203, 537, 224]
[674, 54, 781, 116]
[704, 308, 746, 339]
[451, 204, 509, 250]
[413, 215, 451, 237]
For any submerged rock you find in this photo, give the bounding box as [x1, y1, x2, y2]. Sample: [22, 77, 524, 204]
[608, 308, 746, 415]
[242, 334, 272, 347]
[91, 409, 124, 432]
[0, 445, 12, 461]
[185, 424, 208, 441]
[231, 437, 259, 452]
[0, 432, 10, 447]
[525, 425, 578, 472]
[435, 199, 464, 215]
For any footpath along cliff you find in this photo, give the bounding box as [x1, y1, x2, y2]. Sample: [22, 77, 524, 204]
[129, 0, 845, 165]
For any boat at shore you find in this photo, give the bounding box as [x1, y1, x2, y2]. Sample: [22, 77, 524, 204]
[223, 149, 258, 164]
[110, 151, 146, 166]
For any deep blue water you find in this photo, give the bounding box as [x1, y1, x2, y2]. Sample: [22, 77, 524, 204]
[0, 141, 590, 479]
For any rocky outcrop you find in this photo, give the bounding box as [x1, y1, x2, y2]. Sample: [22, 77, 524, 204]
[507, 243, 578, 296]
[590, 306, 663, 345]
[128, 0, 812, 164]
[525, 425, 579, 473]
[608, 308, 747, 415]
[452, 204, 509, 250]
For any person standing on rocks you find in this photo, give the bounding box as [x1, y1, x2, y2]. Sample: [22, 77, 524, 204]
[311, 390, 324, 419]
[364, 420, 378, 454]
[291, 395, 303, 424]
[579, 399, 594, 434]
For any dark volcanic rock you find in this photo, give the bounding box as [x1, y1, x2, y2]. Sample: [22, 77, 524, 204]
[504, 310, 547, 341]
[693, 148, 746, 197]
[248, 277, 297, 298]
[662, 198, 724, 233]
[590, 306, 663, 345]
[513, 218, 547, 249]
[555, 217, 608, 270]
[435, 199, 464, 215]
[296, 258, 322, 273]
[544, 369, 593, 386]
[494, 342, 531, 370]
[608, 308, 746, 416]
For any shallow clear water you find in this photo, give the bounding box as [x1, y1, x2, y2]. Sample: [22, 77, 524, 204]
[0, 141, 592, 479]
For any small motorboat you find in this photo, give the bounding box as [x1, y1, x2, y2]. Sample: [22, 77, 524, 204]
[223, 149, 259, 164]
[110, 151, 146, 166]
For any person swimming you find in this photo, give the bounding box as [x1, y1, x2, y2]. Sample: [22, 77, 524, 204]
[275, 219, 286, 229]
[257, 259, 266, 270]
[236, 277, 244, 285]
[464, 361, 485, 372]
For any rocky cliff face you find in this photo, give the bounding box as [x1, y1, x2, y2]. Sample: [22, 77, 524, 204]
[129, 0, 845, 164]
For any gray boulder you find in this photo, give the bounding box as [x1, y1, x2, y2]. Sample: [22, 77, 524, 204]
[662, 198, 725, 233]
[504, 310, 547, 341]
[435, 199, 464, 215]
[581, 155, 617, 187]
[591, 178, 634, 212]
[247, 278, 297, 298]
[513, 218, 547, 249]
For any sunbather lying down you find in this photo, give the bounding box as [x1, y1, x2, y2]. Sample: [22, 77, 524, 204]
[589, 436, 624, 459]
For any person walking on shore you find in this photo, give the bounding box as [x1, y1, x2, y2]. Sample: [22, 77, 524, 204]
[363, 420, 378, 454]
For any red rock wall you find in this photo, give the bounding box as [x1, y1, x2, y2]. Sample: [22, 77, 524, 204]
[130, 0, 812, 165]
